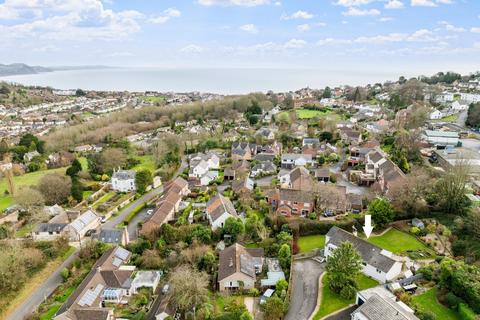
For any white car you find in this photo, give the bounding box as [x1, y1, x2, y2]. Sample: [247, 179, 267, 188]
[100, 216, 107, 223]
[147, 209, 154, 215]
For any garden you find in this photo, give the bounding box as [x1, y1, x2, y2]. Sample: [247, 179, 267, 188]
[367, 228, 435, 258]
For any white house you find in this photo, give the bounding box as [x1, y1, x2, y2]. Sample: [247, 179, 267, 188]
[111, 170, 136, 193]
[281, 154, 314, 169]
[206, 194, 239, 230]
[324, 227, 403, 283]
[200, 170, 219, 186]
[451, 101, 468, 111]
[429, 109, 443, 120]
[32, 223, 68, 241]
[189, 152, 220, 185]
[423, 130, 459, 148]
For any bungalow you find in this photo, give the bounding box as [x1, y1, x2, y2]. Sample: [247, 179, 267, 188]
[255, 127, 275, 140]
[250, 161, 276, 178]
[199, 170, 219, 186]
[429, 109, 443, 120]
[325, 227, 403, 283]
[218, 243, 264, 292]
[281, 154, 314, 169]
[206, 194, 239, 230]
[267, 188, 315, 217]
[32, 223, 68, 241]
[92, 228, 130, 246]
[72, 144, 93, 153]
[423, 130, 459, 148]
[253, 153, 276, 163]
[302, 138, 320, 148]
[64, 210, 100, 241]
[232, 177, 255, 195]
[24, 150, 40, 162]
[111, 170, 136, 193]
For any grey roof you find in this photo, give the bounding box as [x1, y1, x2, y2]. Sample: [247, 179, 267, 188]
[326, 227, 398, 273]
[282, 153, 312, 161]
[424, 130, 459, 138]
[218, 243, 264, 281]
[131, 270, 162, 287]
[69, 210, 98, 233]
[252, 161, 276, 172]
[352, 293, 419, 320]
[35, 223, 67, 233]
[254, 153, 276, 162]
[278, 189, 315, 203]
[112, 169, 136, 180]
[303, 138, 320, 145]
[207, 194, 238, 222]
[368, 150, 384, 164]
[92, 228, 124, 244]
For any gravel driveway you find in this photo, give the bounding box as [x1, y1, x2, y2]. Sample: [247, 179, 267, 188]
[285, 259, 324, 320]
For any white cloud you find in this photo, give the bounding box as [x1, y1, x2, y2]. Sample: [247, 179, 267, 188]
[239, 23, 258, 33]
[342, 7, 381, 16]
[281, 10, 314, 20]
[385, 0, 404, 9]
[439, 21, 465, 32]
[474, 42, 480, 49]
[274, 1, 281, 5]
[353, 29, 439, 44]
[379, 17, 393, 22]
[106, 51, 134, 57]
[149, 8, 181, 24]
[297, 24, 311, 32]
[436, 0, 452, 3]
[198, 0, 270, 6]
[284, 39, 307, 48]
[317, 38, 352, 46]
[471, 27, 480, 33]
[334, 0, 376, 6]
[180, 44, 204, 53]
[411, 0, 437, 7]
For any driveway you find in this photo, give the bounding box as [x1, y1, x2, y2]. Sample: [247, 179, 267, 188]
[285, 259, 324, 320]
[7, 248, 80, 320]
[323, 306, 356, 320]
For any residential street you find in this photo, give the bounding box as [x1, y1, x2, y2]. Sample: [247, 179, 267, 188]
[285, 259, 324, 320]
[7, 247, 80, 320]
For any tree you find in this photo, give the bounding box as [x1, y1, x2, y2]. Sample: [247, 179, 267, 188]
[240, 312, 253, 320]
[245, 213, 266, 242]
[38, 173, 72, 205]
[71, 178, 83, 202]
[322, 86, 332, 99]
[263, 296, 285, 320]
[278, 244, 291, 271]
[326, 241, 362, 298]
[168, 265, 209, 315]
[135, 169, 153, 194]
[319, 131, 333, 142]
[66, 158, 82, 177]
[75, 88, 86, 96]
[435, 162, 470, 214]
[367, 198, 395, 229]
[223, 217, 245, 241]
[389, 167, 431, 216]
[18, 133, 45, 154]
[14, 187, 45, 212]
[283, 94, 294, 109]
[466, 103, 480, 128]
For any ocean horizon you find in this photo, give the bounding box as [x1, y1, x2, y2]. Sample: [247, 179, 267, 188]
[0, 67, 410, 94]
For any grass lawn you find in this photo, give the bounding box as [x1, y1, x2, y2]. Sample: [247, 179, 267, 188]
[0, 167, 67, 211]
[432, 114, 459, 123]
[0, 246, 75, 319]
[39, 303, 61, 320]
[279, 108, 340, 120]
[142, 96, 165, 104]
[297, 235, 326, 253]
[313, 273, 378, 319]
[212, 294, 244, 314]
[92, 191, 116, 209]
[412, 288, 461, 320]
[16, 223, 34, 238]
[367, 229, 434, 257]
[132, 155, 156, 173]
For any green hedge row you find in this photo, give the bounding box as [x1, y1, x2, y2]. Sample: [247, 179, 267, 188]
[123, 203, 146, 226]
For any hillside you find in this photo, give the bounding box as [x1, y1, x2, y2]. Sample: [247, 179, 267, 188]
[0, 63, 52, 77]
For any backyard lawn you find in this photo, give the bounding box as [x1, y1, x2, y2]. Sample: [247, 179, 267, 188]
[412, 288, 461, 320]
[313, 273, 378, 319]
[132, 155, 157, 173]
[297, 235, 326, 253]
[279, 108, 341, 120]
[367, 229, 434, 257]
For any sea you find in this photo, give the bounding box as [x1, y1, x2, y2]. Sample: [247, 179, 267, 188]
[0, 67, 404, 94]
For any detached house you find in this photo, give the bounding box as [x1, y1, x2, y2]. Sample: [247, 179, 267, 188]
[218, 243, 264, 292]
[281, 154, 314, 169]
[65, 210, 100, 241]
[339, 127, 363, 145]
[267, 189, 315, 217]
[231, 142, 256, 161]
[206, 194, 239, 230]
[325, 227, 402, 283]
[111, 170, 136, 193]
[255, 127, 275, 140]
[278, 166, 314, 191]
[189, 152, 221, 185]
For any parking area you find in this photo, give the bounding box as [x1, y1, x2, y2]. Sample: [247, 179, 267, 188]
[285, 259, 324, 320]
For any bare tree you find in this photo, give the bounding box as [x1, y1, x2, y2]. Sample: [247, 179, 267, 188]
[37, 173, 72, 205]
[436, 160, 470, 214]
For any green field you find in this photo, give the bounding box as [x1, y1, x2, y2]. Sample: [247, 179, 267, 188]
[313, 273, 378, 319]
[279, 108, 340, 120]
[0, 166, 67, 211]
[367, 229, 433, 256]
[142, 96, 165, 104]
[432, 114, 459, 123]
[412, 288, 461, 320]
[132, 155, 156, 173]
[297, 235, 326, 253]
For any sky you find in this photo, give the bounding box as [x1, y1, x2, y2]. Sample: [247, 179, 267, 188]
[0, 0, 479, 76]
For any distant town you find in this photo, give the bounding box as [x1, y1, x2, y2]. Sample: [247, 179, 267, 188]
[1, 70, 480, 320]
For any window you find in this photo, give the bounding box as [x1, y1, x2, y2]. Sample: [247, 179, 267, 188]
[376, 268, 381, 273]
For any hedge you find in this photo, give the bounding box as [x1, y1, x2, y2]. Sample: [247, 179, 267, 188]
[458, 303, 477, 320]
[123, 203, 146, 225]
[291, 218, 360, 236]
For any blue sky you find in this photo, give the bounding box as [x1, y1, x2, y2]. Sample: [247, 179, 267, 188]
[0, 0, 479, 75]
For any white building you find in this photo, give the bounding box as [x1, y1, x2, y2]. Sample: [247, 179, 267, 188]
[325, 227, 403, 283]
[111, 170, 136, 193]
[423, 130, 459, 148]
[206, 194, 239, 231]
[281, 154, 314, 169]
[131, 271, 162, 294]
[429, 109, 443, 120]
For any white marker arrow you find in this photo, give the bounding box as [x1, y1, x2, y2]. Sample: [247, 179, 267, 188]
[363, 215, 374, 239]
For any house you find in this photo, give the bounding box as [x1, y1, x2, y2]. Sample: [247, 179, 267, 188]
[267, 189, 315, 217]
[259, 141, 282, 155]
[348, 147, 372, 167]
[255, 127, 275, 140]
[352, 286, 418, 320]
[141, 190, 182, 235]
[189, 152, 220, 179]
[224, 168, 236, 181]
[231, 160, 250, 178]
[23, 150, 40, 162]
[44, 204, 66, 217]
[206, 194, 239, 230]
[325, 227, 403, 283]
[429, 109, 444, 120]
[199, 170, 219, 186]
[433, 147, 480, 177]
[72, 144, 93, 153]
[423, 130, 459, 148]
[218, 243, 264, 292]
[232, 177, 255, 195]
[451, 101, 468, 111]
[92, 228, 129, 246]
[278, 166, 314, 191]
[314, 168, 331, 183]
[250, 161, 276, 178]
[163, 177, 190, 196]
[64, 210, 100, 240]
[111, 170, 136, 193]
[315, 185, 349, 213]
[281, 154, 314, 169]
[302, 138, 320, 148]
[131, 271, 162, 295]
[32, 223, 68, 241]
[231, 142, 256, 161]
[358, 149, 405, 194]
[253, 153, 276, 163]
[54, 247, 134, 320]
[339, 127, 362, 145]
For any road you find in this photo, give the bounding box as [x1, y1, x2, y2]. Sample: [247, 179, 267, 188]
[285, 259, 324, 320]
[7, 248, 80, 320]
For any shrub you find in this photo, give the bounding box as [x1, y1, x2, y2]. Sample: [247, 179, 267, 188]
[340, 284, 356, 300]
[458, 303, 477, 320]
[60, 267, 70, 282]
[452, 240, 467, 257]
[445, 292, 462, 309]
[410, 227, 421, 235]
[418, 311, 437, 320]
[418, 266, 433, 281]
[248, 288, 259, 297]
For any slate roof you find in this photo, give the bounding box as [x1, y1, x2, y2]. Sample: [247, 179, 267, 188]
[326, 227, 398, 273]
[112, 170, 136, 180]
[218, 243, 264, 281]
[100, 270, 133, 288]
[279, 189, 315, 203]
[35, 223, 67, 233]
[69, 210, 98, 233]
[73, 309, 111, 320]
[92, 228, 124, 244]
[367, 150, 384, 164]
[207, 194, 238, 222]
[254, 153, 276, 162]
[352, 293, 419, 320]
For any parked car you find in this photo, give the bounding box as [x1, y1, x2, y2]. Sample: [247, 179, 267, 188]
[100, 216, 107, 223]
[162, 284, 170, 295]
[147, 209, 154, 215]
[323, 209, 334, 217]
[85, 229, 96, 237]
